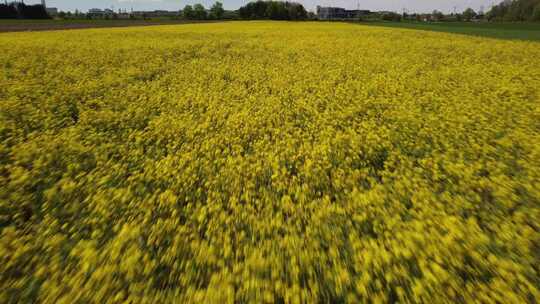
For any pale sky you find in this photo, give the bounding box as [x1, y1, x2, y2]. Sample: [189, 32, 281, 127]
[33, 0, 495, 14]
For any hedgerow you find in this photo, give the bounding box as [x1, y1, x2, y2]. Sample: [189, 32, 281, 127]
[0, 22, 539, 303]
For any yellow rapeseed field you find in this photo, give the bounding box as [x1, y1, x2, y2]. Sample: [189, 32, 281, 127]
[0, 21, 539, 303]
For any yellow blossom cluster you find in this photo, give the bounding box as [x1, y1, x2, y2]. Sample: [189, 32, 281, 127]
[0, 21, 539, 303]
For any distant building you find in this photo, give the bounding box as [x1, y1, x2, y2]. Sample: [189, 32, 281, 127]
[87, 8, 115, 18]
[88, 8, 104, 14]
[46, 7, 58, 16]
[316, 6, 370, 20]
[131, 10, 179, 18]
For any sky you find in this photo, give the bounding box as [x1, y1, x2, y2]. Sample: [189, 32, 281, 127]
[29, 0, 495, 14]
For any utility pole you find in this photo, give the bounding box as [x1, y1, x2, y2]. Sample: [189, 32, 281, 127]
[41, 0, 45, 8]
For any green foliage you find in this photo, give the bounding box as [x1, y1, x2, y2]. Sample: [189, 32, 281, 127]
[209, 1, 225, 20]
[462, 8, 477, 21]
[182, 5, 194, 20]
[0, 3, 18, 19]
[533, 3, 540, 20]
[488, 0, 540, 21]
[432, 10, 444, 21]
[381, 12, 402, 22]
[0, 2, 50, 19]
[239, 1, 307, 20]
[193, 3, 207, 20]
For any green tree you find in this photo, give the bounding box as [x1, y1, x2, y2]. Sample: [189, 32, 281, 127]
[462, 7, 477, 21]
[210, 1, 225, 19]
[183, 5, 194, 19]
[432, 10, 444, 21]
[265, 1, 287, 20]
[382, 12, 402, 22]
[193, 3, 207, 20]
[485, 0, 540, 21]
[239, 1, 307, 20]
[533, 3, 540, 20]
[287, 3, 307, 20]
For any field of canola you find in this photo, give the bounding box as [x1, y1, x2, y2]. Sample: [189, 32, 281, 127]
[0, 21, 539, 303]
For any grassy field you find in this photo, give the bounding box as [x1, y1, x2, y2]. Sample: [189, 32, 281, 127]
[362, 21, 540, 40]
[1, 22, 539, 303]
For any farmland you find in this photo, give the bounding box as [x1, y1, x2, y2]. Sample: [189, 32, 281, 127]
[0, 19, 220, 32]
[0, 22, 539, 303]
[361, 21, 540, 41]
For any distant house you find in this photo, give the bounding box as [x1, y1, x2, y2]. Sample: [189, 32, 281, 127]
[316, 6, 370, 20]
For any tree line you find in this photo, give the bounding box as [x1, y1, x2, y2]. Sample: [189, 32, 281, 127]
[182, 2, 226, 20]
[0, 2, 50, 19]
[182, 1, 307, 21]
[238, 1, 307, 20]
[365, 0, 540, 23]
[488, 0, 540, 21]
